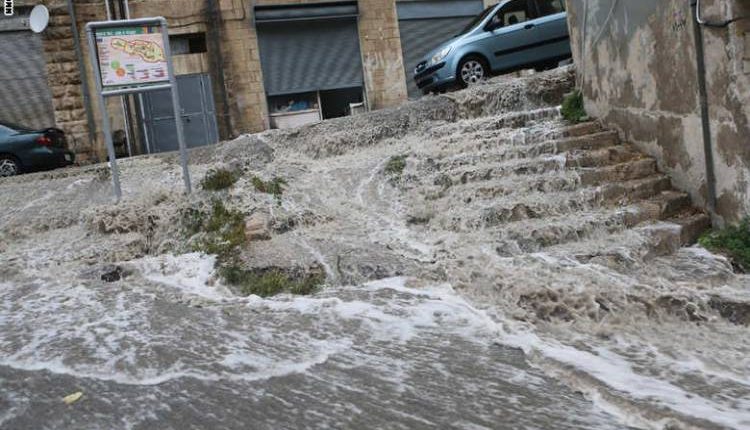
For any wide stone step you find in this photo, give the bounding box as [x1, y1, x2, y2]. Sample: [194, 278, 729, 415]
[465, 187, 690, 230]
[567, 145, 645, 168]
[597, 175, 673, 201]
[560, 121, 604, 138]
[668, 212, 712, 245]
[579, 158, 658, 185]
[555, 130, 620, 152]
[423, 141, 636, 174]
[443, 155, 568, 185]
[491, 192, 691, 253]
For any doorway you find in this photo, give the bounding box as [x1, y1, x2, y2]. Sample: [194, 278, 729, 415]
[320, 87, 364, 120]
[140, 73, 218, 154]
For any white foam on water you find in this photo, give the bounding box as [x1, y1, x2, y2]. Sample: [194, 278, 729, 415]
[133, 252, 232, 301]
[0, 275, 502, 388]
[501, 328, 750, 429]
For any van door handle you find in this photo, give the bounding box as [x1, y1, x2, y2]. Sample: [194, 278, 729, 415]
[524, 23, 535, 29]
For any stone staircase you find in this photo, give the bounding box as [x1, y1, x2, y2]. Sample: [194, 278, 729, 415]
[407, 115, 711, 260]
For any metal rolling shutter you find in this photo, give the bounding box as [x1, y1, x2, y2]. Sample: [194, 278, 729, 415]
[255, 2, 363, 96]
[397, 0, 484, 98]
[0, 30, 56, 129]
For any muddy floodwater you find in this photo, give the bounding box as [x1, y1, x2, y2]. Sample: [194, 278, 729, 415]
[1, 69, 749, 429]
[1, 273, 625, 429]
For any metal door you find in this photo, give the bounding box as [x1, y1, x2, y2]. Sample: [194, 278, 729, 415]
[142, 73, 218, 154]
[0, 30, 56, 129]
[255, 18, 364, 96]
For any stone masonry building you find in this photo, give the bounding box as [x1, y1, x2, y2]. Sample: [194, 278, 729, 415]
[1, 0, 500, 163]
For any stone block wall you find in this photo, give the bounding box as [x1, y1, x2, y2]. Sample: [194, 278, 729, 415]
[358, 0, 408, 109]
[28, 0, 412, 162]
[20, 0, 95, 162]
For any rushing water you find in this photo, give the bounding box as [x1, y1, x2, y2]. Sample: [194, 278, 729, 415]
[1, 69, 749, 429]
[1, 255, 625, 429]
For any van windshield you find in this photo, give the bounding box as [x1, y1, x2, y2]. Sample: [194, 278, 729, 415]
[456, 6, 496, 37]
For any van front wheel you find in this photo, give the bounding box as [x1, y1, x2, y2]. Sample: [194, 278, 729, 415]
[457, 57, 488, 87]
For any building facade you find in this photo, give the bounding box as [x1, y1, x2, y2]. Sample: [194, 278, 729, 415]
[564, 0, 750, 224]
[0, 0, 499, 163]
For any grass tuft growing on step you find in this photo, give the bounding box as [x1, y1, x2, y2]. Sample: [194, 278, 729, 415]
[384, 155, 407, 176]
[182, 199, 246, 257]
[252, 176, 287, 204]
[219, 266, 324, 297]
[201, 168, 239, 191]
[561, 90, 587, 123]
[699, 218, 750, 273]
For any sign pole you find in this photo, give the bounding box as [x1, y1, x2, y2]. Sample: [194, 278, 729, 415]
[160, 18, 191, 194]
[85, 17, 191, 200]
[86, 25, 122, 202]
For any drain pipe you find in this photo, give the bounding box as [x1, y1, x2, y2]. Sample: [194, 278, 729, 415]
[66, 0, 97, 148]
[690, 0, 718, 220]
[207, 0, 233, 138]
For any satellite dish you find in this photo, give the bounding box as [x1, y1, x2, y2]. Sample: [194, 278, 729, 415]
[29, 5, 50, 33]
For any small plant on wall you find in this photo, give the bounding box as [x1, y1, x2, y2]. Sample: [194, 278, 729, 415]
[561, 90, 587, 123]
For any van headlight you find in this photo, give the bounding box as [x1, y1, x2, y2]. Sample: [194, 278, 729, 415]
[430, 47, 452, 65]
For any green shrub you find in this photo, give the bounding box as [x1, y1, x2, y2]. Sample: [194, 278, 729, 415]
[252, 176, 287, 203]
[183, 199, 246, 257]
[219, 266, 324, 297]
[201, 168, 239, 191]
[385, 155, 407, 176]
[699, 218, 750, 273]
[561, 90, 587, 123]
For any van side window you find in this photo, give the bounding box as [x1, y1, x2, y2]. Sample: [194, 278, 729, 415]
[535, 0, 565, 17]
[490, 0, 531, 29]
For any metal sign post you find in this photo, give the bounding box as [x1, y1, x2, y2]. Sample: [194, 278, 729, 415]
[85, 17, 191, 202]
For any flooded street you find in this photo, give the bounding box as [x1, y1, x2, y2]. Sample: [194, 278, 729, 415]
[0, 272, 625, 429]
[1, 69, 749, 429]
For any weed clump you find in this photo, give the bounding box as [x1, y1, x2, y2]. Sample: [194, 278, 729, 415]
[201, 168, 239, 191]
[182, 199, 246, 257]
[219, 266, 324, 297]
[385, 155, 407, 176]
[699, 218, 750, 273]
[561, 90, 587, 123]
[252, 176, 287, 203]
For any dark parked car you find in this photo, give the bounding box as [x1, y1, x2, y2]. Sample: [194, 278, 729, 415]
[0, 122, 74, 177]
[414, 0, 571, 94]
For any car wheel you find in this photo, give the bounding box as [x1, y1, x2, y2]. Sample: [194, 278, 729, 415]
[458, 56, 488, 88]
[0, 155, 21, 177]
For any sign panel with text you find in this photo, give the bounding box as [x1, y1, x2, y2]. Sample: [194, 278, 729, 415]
[94, 25, 169, 91]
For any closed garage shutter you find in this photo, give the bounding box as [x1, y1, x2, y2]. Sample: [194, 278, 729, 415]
[255, 2, 363, 96]
[397, 0, 484, 98]
[0, 30, 55, 129]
